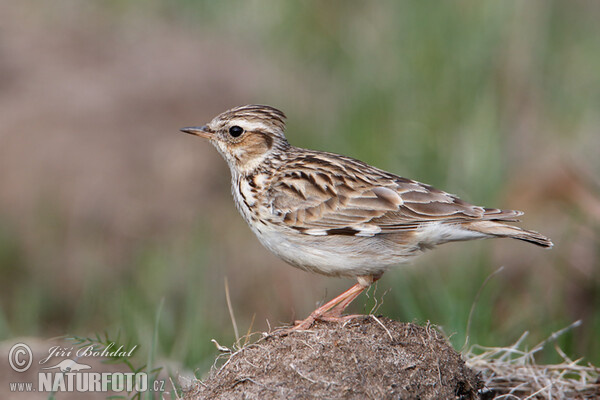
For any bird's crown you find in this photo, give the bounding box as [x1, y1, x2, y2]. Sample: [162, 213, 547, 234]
[211, 104, 287, 135]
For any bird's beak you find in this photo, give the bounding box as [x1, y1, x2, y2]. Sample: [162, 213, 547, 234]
[180, 125, 213, 139]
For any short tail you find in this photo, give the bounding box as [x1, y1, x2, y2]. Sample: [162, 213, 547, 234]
[464, 210, 553, 248]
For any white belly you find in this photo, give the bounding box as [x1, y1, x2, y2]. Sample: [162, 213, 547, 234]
[250, 224, 416, 278]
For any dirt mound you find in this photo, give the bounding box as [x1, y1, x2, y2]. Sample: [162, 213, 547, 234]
[185, 317, 481, 399]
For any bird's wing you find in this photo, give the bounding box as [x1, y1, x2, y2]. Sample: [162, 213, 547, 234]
[266, 152, 502, 237]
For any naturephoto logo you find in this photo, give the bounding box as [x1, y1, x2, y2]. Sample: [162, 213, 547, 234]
[7, 341, 165, 394]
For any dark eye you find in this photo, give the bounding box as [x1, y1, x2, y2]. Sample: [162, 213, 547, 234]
[229, 125, 244, 137]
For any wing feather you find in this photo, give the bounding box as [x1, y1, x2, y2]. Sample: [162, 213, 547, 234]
[267, 151, 498, 237]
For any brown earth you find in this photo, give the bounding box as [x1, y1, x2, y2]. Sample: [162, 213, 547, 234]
[185, 317, 482, 400]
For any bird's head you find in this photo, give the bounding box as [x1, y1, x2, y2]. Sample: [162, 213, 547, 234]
[181, 105, 289, 174]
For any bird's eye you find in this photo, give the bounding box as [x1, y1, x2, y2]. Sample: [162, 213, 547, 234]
[229, 125, 244, 137]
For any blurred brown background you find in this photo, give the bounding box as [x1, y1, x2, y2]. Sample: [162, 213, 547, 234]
[0, 0, 599, 381]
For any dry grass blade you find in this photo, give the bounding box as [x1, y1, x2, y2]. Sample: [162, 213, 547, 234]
[370, 314, 394, 341]
[224, 277, 239, 343]
[464, 321, 600, 399]
[242, 313, 256, 348]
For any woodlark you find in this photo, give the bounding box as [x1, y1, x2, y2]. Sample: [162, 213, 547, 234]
[181, 105, 552, 330]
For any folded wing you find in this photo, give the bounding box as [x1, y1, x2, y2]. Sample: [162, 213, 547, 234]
[267, 152, 511, 237]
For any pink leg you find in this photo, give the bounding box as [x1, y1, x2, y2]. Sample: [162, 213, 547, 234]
[292, 275, 378, 330]
[326, 274, 380, 318]
[326, 287, 366, 318]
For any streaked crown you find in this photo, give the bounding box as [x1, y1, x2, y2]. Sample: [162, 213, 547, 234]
[214, 104, 287, 134]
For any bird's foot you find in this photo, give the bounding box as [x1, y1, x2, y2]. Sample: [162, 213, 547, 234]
[290, 312, 362, 331]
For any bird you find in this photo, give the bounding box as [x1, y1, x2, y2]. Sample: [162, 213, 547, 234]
[181, 104, 552, 330]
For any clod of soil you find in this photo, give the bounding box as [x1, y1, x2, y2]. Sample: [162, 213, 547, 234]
[185, 316, 482, 399]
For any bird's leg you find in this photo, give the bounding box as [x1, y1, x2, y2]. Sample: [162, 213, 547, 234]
[325, 276, 375, 318]
[292, 283, 365, 330]
[292, 275, 377, 330]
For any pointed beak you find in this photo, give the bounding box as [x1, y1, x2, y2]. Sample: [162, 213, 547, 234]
[180, 125, 213, 139]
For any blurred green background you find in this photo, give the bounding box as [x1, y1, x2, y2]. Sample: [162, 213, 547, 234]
[1, 0, 599, 383]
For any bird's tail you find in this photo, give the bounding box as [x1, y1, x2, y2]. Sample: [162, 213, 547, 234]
[464, 220, 553, 248]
